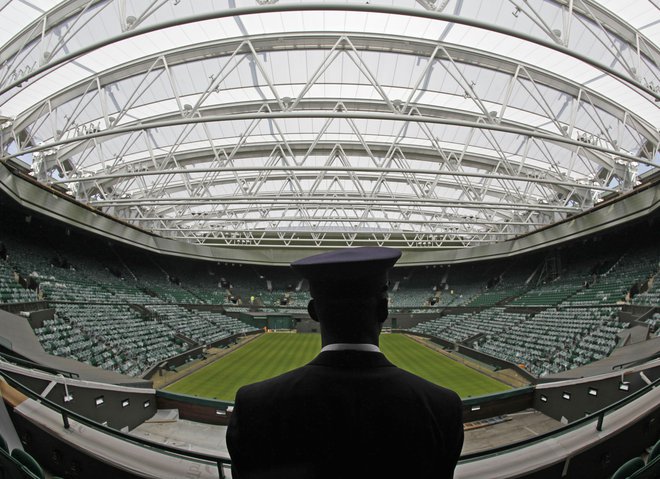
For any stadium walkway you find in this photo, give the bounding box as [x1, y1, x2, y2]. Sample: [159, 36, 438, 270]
[130, 408, 561, 461]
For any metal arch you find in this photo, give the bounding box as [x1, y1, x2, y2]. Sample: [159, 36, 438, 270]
[6, 33, 655, 190]
[6, 34, 654, 138]
[90, 195, 578, 212]
[13, 133, 648, 227]
[4, 31, 653, 209]
[82, 169, 574, 207]
[72, 162, 589, 223]
[1, 2, 658, 100]
[124, 227, 546, 247]
[72, 155, 588, 217]
[0, 1, 105, 61]
[6, 32, 657, 141]
[69, 141, 576, 188]
[107, 205, 569, 230]
[572, 0, 659, 76]
[21, 92, 648, 184]
[94, 193, 575, 247]
[5, 0, 657, 83]
[41, 110, 648, 211]
[8, 111, 653, 166]
[575, 0, 657, 55]
[47, 115, 611, 184]
[126, 216, 548, 227]
[61, 142, 604, 198]
[92, 195, 578, 215]
[116, 203, 546, 226]
[22, 145, 630, 214]
[9, 107, 652, 215]
[1, 1, 656, 250]
[50, 165, 614, 198]
[134, 214, 529, 231]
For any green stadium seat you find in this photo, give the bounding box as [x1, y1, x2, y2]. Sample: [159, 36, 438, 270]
[649, 438, 660, 462]
[611, 456, 645, 479]
[1, 449, 27, 479]
[628, 451, 660, 479]
[10, 449, 44, 479]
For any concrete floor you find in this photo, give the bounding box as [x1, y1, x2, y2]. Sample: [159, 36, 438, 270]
[462, 409, 563, 455]
[131, 412, 230, 459]
[130, 407, 563, 462]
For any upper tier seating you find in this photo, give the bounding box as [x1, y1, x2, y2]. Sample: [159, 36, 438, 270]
[0, 259, 35, 304]
[562, 246, 659, 306]
[632, 273, 660, 307]
[509, 272, 588, 307]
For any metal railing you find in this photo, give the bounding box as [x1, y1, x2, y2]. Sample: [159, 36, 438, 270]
[0, 370, 231, 478]
[459, 375, 660, 462]
[0, 350, 79, 379]
[2, 356, 659, 475]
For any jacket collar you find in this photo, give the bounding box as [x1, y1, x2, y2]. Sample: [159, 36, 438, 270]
[309, 350, 394, 369]
[320, 343, 380, 353]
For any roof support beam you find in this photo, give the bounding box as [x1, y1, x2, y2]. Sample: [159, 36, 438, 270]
[2, 3, 657, 100]
[7, 111, 652, 167]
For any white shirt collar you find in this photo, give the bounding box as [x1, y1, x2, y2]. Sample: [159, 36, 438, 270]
[321, 343, 381, 353]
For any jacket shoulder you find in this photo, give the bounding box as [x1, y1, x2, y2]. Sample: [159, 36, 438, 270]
[235, 364, 311, 398]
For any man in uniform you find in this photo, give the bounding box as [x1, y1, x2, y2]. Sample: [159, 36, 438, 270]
[226, 247, 464, 478]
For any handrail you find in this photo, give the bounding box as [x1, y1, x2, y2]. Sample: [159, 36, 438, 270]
[0, 370, 231, 478]
[2, 360, 658, 472]
[613, 351, 660, 370]
[459, 375, 660, 462]
[460, 386, 534, 406]
[0, 350, 79, 379]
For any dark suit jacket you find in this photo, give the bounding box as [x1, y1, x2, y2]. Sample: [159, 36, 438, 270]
[226, 350, 464, 479]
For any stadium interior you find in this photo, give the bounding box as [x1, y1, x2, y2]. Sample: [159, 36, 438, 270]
[0, 166, 659, 479]
[1, 1, 659, 478]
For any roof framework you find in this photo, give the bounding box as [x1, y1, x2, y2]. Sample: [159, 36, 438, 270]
[0, 1, 658, 250]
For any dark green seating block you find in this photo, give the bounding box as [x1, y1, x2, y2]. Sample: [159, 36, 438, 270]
[649, 439, 660, 462]
[629, 452, 660, 479]
[611, 456, 645, 479]
[9, 450, 43, 479]
[0, 448, 29, 479]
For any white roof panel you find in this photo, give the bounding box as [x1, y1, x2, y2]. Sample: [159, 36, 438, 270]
[1, 0, 657, 249]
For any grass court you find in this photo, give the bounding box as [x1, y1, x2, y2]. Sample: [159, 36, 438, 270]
[165, 333, 510, 401]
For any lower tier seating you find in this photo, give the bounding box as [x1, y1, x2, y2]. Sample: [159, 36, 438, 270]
[410, 306, 628, 377]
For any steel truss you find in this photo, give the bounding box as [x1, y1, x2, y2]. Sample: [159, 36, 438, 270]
[0, 1, 658, 249]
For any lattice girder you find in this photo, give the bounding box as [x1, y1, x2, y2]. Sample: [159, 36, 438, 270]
[1, 1, 658, 249]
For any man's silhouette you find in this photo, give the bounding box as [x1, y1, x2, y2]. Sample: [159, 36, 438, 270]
[226, 247, 464, 478]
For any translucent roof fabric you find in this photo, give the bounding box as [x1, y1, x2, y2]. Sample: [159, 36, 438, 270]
[0, 1, 658, 249]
